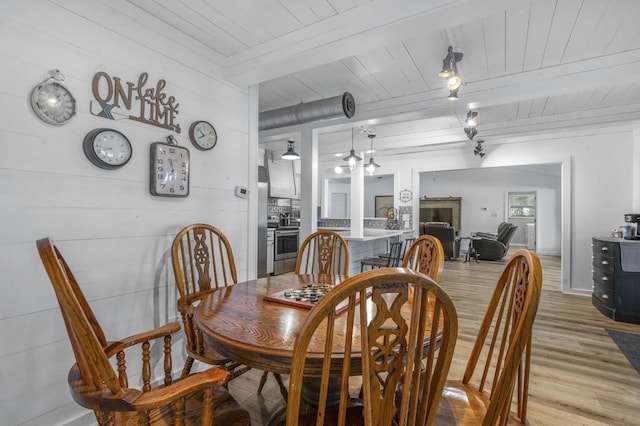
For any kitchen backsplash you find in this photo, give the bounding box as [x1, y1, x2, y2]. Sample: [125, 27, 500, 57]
[268, 197, 300, 219]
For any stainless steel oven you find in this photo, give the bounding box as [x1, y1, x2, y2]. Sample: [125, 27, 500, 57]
[274, 228, 299, 274]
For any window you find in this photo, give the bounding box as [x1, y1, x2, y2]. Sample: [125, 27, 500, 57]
[509, 193, 535, 218]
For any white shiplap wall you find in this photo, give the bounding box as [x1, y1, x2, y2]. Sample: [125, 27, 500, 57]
[0, 3, 252, 425]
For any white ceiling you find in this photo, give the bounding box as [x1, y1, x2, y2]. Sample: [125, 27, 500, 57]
[119, 0, 640, 161]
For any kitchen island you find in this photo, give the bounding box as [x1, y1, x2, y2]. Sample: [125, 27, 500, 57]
[318, 227, 413, 274]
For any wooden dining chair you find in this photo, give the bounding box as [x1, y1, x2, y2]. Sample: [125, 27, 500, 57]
[295, 230, 350, 276]
[436, 249, 543, 426]
[401, 234, 445, 281]
[172, 223, 288, 399]
[283, 267, 459, 426]
[36, 237, 251, 426]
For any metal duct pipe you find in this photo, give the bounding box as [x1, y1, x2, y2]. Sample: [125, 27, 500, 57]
[259, 92, 356, 131]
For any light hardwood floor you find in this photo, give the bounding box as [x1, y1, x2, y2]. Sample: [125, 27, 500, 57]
[226, 250, 640, 425]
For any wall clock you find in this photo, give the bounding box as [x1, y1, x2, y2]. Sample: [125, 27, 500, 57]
[30, 69, 76, 126]
[150, 135, 190, 197]
[188, 120, 217, 151]
[83, 128, 132, 170]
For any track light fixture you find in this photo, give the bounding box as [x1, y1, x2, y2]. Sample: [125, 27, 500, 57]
[281, 140, 300, 160]
[473, 140, 485, 158]
[464, 110, 478, 140]
[438, 46, 463, 100]
[364, 133, 380, 175]
[343, 128, 362, 171]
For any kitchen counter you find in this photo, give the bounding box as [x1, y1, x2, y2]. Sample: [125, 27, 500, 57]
[315, 227, 411, 274]
[337, 229, 404, 241]
[318, 227, 405, 241]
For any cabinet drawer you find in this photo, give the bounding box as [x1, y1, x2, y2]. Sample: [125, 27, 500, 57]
[593, 285, 615, 308]
[593, 270, 615, 291]
[592, 256, 614, 273]
[592, 239, 615, 254]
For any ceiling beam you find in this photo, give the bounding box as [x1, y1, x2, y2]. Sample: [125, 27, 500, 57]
[225, 0, 532, 87]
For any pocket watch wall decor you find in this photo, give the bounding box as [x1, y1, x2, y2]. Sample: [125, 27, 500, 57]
[30, 69, 77, 125]
[83, 128, 132, 170]
[188, 120, 217, 151]
[150, 135, 190, 197]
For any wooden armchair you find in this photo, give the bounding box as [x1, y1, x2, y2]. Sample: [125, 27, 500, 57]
[172, 223, 285, 399]
[436, 249, 543, 425]
[36, 237, 250, 426]
[283, 268, 458, 426]
[295, 230, 350, 276]
[401, 234, 445, 281]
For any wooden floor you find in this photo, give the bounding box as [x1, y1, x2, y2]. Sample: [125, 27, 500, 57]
[226, 250, 640, 425]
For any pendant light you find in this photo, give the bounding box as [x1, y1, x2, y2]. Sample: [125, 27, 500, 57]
[281, 140, 299, 160]
[364, 133, 380, 175]
[343, 128, 362, 171]
[438, 46, 463, 100]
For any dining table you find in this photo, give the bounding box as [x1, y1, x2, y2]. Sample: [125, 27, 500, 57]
[195, 274, 353, 378]
[194, 272, 439, 408]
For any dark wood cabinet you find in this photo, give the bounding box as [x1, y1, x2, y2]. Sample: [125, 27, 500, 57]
[591, 237, 640, 324]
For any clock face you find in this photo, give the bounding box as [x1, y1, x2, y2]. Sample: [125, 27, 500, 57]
[150, 142, 190, 197]
[30, 81, 76, 125]
[189, 120, 217, 150]
[83, 128, 132, 170]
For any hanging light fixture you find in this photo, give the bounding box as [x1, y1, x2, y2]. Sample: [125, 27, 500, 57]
[438, 46, 463, 100]
[343, 128, 362, 171]
[364, 133, 380, 175]
[473, 140, 485, 158]
[281, 140, 299, 160]
[464, 110, 478, 139]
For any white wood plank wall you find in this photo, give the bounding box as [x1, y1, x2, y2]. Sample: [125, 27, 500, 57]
[0, 3, 252, 425]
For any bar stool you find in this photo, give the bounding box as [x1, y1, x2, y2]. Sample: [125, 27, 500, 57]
[379, 237, 415, 263]
[360, 241, 403, 271]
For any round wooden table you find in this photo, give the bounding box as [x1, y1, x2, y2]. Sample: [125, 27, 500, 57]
[195, 274, 352, 377]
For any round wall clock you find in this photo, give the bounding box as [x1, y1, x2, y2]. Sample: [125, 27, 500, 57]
[150, 135, 190, 197]
[30, 70, 76, 126]
[83, 128, 132, 170]
[188, 120, 217, 151]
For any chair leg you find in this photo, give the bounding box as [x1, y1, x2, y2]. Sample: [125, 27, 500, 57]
[257, 371, 269, 393]
[257, 371, 288, 401]
[273, 373, 288, 401]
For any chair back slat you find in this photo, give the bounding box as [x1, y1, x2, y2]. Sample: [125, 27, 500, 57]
[296, 230, 350, 275]
[286, 268, 458, 426]
[386, 241, 404, 267]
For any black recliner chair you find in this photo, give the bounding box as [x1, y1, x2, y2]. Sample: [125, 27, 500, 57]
[473, 223, 518, 261]
[420, 222, 460, 259]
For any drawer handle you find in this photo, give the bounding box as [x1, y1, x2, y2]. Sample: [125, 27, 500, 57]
[601, 260, 608, 265]
[601, 277, 608, 281]
[602, 294, 609, 299]
[601, 247, 608, 252]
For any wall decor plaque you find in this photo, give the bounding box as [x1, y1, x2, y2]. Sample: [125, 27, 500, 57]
[91, 71, 181, 133]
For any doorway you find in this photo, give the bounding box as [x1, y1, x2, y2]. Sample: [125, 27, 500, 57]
[507, 191, 537, 251]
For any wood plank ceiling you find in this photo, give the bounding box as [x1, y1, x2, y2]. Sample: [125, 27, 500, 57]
[108, 0, 640, 161]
